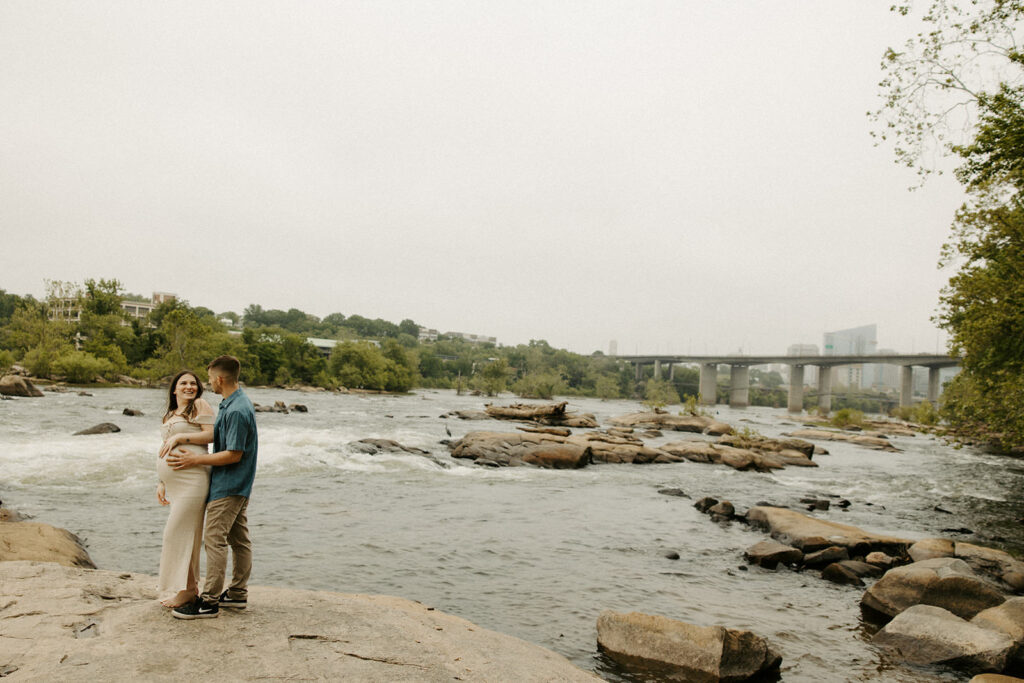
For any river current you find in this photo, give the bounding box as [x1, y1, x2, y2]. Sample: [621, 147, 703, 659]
[2, 387, 1023, 682]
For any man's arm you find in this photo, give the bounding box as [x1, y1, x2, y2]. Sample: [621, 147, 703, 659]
[167, 448, 242, 470]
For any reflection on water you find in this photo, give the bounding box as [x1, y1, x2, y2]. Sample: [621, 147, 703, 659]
[1, 387, 1019, 682]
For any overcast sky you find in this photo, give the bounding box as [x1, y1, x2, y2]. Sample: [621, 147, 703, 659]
[0, 2, 966, 355]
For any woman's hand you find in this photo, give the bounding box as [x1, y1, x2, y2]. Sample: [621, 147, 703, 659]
[156, 482, 169, 506]
[166, 448, 198, 471]
[159, 435, 179, 459]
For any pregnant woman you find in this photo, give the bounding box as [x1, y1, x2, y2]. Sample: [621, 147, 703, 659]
[156, 370, 215, 608]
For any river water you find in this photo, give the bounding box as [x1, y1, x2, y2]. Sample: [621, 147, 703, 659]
[2, 387, 1023, 682]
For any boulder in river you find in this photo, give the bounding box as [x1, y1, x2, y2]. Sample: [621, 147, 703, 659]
[73, 423, 121, 436]
[0, 375, 43, 397]
[746, 505, 911, 556]
[0, 561, 597, 681]
[122, 408, 143, 417]
[449, 431, 592, 469]
[909, 538, 1024, 590]
[596, 610, 781, 682]
[873, 604, 1014, 673]
[803, 546, 849, 568]
[745, 540, 803, 569]
[0, 521, 95, 568]
[861, 557, 1006, 622]
[484, 402, 599, 428]
[783, 428, 900, 452]
[349, 439, 429, 455]
[608, 411, 733, 436]
[821, 562, 864, 587]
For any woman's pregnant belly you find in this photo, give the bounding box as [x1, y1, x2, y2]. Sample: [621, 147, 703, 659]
[157, 444, 211, 499]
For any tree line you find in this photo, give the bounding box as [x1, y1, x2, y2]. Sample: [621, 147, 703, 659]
[0, 280, 953, 417]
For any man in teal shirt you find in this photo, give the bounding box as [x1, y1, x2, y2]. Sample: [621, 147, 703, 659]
[168, 355, 258, 619]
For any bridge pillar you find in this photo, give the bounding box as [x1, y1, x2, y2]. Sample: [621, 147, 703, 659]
[928, 367, 941, 404]
[787, 365, 804, 413]
[699, 363, 717, 405]
[729, 365, 749, 409]
[900, 366, 914, 407]
[635, 363, 641, 381]
[669, 363, 675, 380]
[817, 366, 833, 414]
[653, 359, 662, 380]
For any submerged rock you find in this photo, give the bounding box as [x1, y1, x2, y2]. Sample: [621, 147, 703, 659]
[0, 561, 597, 681]
[596, 610, 781, 682]
[73, 423, 121, 436]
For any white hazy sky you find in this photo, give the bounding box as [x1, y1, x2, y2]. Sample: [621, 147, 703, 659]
[1, 1, 966, 355]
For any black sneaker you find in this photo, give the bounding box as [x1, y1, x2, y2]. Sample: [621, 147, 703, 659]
[172, 598, 219, 620]
[218, 591, 247, 610]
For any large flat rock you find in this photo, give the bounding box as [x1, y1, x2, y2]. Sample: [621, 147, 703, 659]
[0, 561, 597, 682]
[746, 506, 911, 555]
[0, 521, 95, 568]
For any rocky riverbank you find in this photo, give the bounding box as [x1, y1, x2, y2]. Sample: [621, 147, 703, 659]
[0, 507, 596, 682]
[0, 561, 597, 682]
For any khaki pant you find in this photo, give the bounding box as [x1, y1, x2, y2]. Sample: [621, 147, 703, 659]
[201, 495, 252, 603]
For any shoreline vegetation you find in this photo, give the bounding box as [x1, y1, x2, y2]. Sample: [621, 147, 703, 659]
[0, 278, 1018, 450]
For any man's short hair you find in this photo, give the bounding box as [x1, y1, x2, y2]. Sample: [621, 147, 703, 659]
[207, 355, 241, 382]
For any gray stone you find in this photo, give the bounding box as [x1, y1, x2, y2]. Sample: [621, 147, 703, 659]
[1, 561, 598, 681]
[873, 605, 1013, 673]
[596, 610, 780, 682]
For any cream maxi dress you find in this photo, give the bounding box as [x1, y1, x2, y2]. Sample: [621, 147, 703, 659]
[157, 412, 213, 599]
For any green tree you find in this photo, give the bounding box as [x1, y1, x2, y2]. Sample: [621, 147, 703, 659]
[479, 358, 510, 396]
[643, 378, 680, 409]
[878, 1, 1024, 446]
[82, 278, 124, 316]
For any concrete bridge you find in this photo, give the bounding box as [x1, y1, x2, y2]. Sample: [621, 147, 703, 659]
[612, 353, 961, 412]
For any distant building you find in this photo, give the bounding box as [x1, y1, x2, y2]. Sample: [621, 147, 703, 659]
[786, 343, 819, 385]
[609, 340, 618, 356]
[873, 348, 902, 391]
[824, 324, 877, 389]
[121, 292, 176, 322]
[418, 327, 439, 342]
[443, 331, 497, 345]
[47, 296, 82, 323]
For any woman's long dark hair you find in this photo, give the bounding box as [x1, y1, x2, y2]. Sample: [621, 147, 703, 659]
[164, 370, 203, 423]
